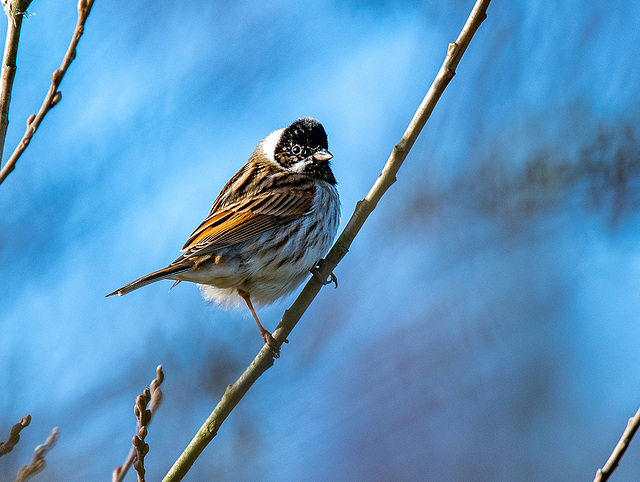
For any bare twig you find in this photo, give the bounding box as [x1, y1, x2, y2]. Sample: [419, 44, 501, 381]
[162, 1, 491, 480]
[14, 427, 58, 482]
[594, 406, 640, 482]
[0, 0, 95, 186]
[132, 389, 151, 482]
[113, 365, 164, 482]
[0, 0, 33, 162]
[0, 414, 31, 456]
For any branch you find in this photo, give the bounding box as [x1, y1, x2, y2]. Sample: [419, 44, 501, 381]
[0, 414, 30, 457]
[162, 1, 491, 480]
[594, 405, 640, 482]
[0, 0, 95, 186]
[0, 0, 33, 162]
[14, 427, 58, 482]
[132, 389, 151, 482]
[113, 365, 164, 482]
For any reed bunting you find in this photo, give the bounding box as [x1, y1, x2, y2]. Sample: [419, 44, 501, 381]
[108, 118, 340, 350]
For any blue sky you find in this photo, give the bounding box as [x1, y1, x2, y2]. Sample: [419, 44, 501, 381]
[2, 0, 640, 480]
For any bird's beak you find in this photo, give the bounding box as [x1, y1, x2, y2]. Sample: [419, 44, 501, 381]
[313, 149, 333, 162]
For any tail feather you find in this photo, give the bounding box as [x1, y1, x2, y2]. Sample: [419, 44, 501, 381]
[106, 263, 191, 297]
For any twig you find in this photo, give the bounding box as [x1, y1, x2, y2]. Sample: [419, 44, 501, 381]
[0, 0, 33, 162]
[594, 406, 640, 482]
[113, 365, 164, 482]
[0, 0, 95, 186]
[162, 1, 491, 480]
[14, 427, 58, 482]
[132, 389, 151, 482]
[0, 414, 31, 456]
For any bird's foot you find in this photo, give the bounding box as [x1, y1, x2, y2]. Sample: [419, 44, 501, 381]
[310, 263, 338, 288]
[261, 329, 288, 358]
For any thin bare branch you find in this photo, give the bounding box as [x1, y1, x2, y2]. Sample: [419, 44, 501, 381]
[0, 0, 33, 162]
[0, 0, 95, 186]
[0, 414, 31, 457]
[113, 365, 164, 482]
[14, 427, 58, 482]
[594, 406, 640, 482]
[132, 389, 151, 482]
[162, 1, 491, 480]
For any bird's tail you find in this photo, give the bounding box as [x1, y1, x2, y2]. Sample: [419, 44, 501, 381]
[106, 263, 191, 297]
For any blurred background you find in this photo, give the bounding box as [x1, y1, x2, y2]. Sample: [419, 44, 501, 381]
[1, 0, 640, 480]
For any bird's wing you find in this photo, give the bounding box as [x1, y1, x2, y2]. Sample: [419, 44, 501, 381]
[181, 184, 316, 256]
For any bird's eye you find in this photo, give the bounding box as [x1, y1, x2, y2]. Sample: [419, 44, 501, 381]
[291, 144, 302, 155]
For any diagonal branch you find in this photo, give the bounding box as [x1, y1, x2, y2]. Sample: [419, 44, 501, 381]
[162, 1, 491, 481]
[0, 0, 95, 187]
[0, 0, 33, 162]
[594, 405, 640, 482]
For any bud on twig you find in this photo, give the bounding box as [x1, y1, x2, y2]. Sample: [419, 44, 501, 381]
[51, 92, 62, 107]
[51, 69, 62, 84]
[77, 0, 87, 16]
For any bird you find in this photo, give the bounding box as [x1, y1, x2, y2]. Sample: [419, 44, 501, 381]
[107, 118, 340, 351]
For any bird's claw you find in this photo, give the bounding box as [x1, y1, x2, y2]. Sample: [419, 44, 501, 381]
[262, 330, 287, 358]
[310, 264, 338, 288]
[262, 330, 277, 356]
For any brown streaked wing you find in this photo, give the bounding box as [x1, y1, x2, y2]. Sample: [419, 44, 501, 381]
[181, 185, 316, 255]
[207, 162, 263, 214]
